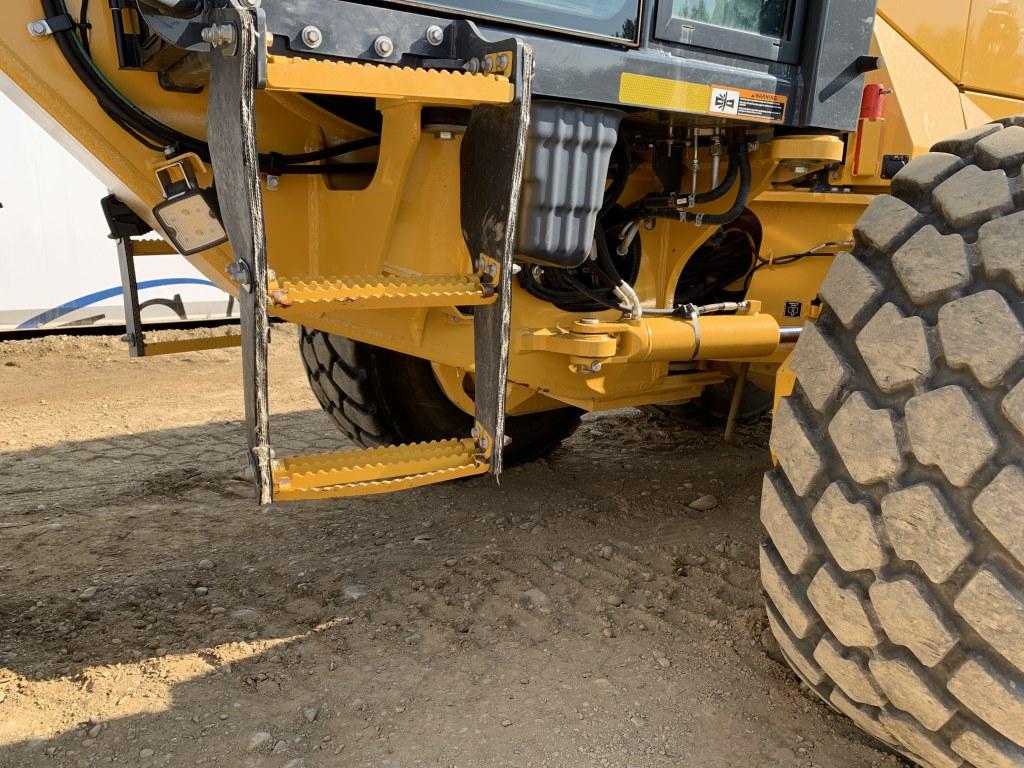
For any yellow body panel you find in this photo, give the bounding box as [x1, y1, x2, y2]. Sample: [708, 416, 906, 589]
[3, 0, 1023, 434]
[963, 1, 1024, 98]
[876, 0, 971, 81]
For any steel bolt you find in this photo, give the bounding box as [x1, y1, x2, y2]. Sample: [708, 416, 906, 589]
[465, 57, 480, 74]
[201, 23, 236, 49]
[301, 25, 323, 49]
[437, 130, 454, 141]
[495, 53, 510, 71]
[374, 35, 394, 57]
[481, 57, 494, 74]
[589, 361, 603, 373]
[266, 174, 280, 191]
[579, 318, 600, 325]
[425, 24, 444, 46]
[27, 20, 49, 38]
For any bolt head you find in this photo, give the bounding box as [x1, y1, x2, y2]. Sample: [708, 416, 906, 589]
[425, 24, 444, 46]
[374, 35, 394, 57]
[589, 361, 603, 373]
[437, 130, 454, 141]
[301, 25, 323, 48]
[465, 58, 480, 74]
[496, 54, 510, 71]
[481, 57, 494, 74]
[27, 20, 48, 37]
[266, 174, 280, 191]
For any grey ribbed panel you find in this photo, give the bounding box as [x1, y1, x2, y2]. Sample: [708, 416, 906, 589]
[516, 101, 621, 268]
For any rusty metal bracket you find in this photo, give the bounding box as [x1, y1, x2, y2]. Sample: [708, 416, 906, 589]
[206, 0, 272, 503]
[459, 41, 533, 477]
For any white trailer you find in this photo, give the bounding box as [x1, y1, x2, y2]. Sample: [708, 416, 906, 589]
[0, 91, 232, 333]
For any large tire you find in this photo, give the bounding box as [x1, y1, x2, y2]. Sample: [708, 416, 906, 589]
[762, 120, 1024, 768]
[299, 328, 582, 466]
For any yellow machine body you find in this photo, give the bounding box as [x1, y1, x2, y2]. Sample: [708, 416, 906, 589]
[2, 0, 1023, 496]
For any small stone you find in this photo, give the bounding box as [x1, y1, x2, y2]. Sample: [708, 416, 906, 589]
[523, 588, 550, 609]
[79, 586, 98, 601]
[82, 738, 96, 748]
[194, 587, 209, 596]
[501, 719, 512, 727]
[656, 657, 671, 668]
[248, 732, 273, 751]
[219, 713, 229, 720]
[444, 558, 458, 567]
[601, 627, 616, 638]
[139, 748, 154, 760]
[599, 545, 613, 560]
[688, 495, 719, 512]
[605, 594, 624, 607]
[197, 559, 214, 570]
[87, 724, 102, 739]
[273, 740, 289, 754]
[154, 648, 167, 658]
[342, 584, 368, 601]
[303, 707, 319, 723]
[210, 606, 226, 615]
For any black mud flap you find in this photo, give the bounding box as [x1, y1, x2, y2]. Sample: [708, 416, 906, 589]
[460, 44, 534, 477]
[205, 1, 272, 503]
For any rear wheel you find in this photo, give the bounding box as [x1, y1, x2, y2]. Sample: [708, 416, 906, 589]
[762, 120, 1024, 768]
[299, 328, 582, 466]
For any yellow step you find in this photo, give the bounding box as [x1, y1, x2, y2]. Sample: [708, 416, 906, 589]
[272, 438, 487, 501]
[268, 274, 494, 310]
[264, 55, 514, 105]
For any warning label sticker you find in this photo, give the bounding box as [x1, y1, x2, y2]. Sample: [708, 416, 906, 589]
[709, 85, 787, 124]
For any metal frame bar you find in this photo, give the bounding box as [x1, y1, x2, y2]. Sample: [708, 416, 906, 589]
[116, 236, 146, 358]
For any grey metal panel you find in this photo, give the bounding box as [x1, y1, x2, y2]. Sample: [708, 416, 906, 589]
[797, 0, 880, 131]
[144, 0, 878, 131]
[518, 102, 621, 268]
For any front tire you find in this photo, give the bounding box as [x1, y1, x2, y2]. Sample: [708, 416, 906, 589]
[299, 328, 582, 466]
[762, 120, 1024, 768]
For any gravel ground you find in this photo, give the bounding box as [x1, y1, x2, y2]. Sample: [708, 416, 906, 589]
[0, 326, 906, 767]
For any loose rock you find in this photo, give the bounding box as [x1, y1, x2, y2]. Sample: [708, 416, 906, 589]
[248, 732, 273, 751]
[688, 495, 719, 511]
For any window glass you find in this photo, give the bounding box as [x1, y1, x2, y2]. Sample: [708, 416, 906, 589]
[399, 1, 641, 41]
[671, 0, 792, 38]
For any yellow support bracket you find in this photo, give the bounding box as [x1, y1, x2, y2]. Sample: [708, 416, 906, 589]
[138, 335, 241, 356]
[268, 274, 494, 310]
[272, 438, 488, 501]
[264, 56, 514, 105]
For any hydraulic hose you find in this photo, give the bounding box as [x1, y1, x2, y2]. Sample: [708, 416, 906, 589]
[694, 142, 751, 226]
[638, 142, 751, 226]
[694, 152, 739, 204]
[41, 0, 381, 173]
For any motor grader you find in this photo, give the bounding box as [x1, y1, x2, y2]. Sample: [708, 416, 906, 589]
[3, 0, 1024, 765]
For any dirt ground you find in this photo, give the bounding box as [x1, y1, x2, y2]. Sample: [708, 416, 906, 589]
[0, 326, 907, 768]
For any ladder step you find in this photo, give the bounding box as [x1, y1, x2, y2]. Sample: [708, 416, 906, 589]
[269, 274, 494, 310]
[272, 438, 487, 501]
[264, 55, 514, 105]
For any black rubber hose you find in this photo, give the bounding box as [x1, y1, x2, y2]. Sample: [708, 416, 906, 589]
[694, 152, 739, 204]
[42, 0, 381, 174]
[695, 143, 751, 226]
[638, 143, 753, 224]
[599, 136, 631, 219]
